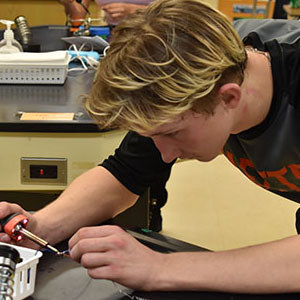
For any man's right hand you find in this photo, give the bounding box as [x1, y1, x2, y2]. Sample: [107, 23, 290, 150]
[0, 201, 38, 248]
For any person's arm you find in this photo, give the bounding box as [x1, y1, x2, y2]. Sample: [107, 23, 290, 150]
[32, 166, 138, 245]
[101, 3, 147, 24]
[58, 0, 92, 20]
[0, 166, 138, 248]
[69, 226, 300, 293]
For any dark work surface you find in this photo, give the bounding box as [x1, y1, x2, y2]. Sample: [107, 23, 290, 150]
[0, 70, 101, 132]
[0, 25, 102, 132]
[129, 291, 300, 300]
[26, 229, 300, 300]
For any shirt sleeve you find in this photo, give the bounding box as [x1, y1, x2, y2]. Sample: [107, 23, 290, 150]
[100, 131, 175, 195]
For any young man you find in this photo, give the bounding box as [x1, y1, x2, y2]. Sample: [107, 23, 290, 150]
[1, 0, 300, 293]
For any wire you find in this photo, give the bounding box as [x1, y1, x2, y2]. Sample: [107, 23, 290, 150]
[68, 43, 100, 74]
[103, 45, 110, 57]
[68, 44, 89, 74]
[112, 282, 150, 300]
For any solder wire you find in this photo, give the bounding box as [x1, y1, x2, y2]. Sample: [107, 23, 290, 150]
[112, 282, 150, 300]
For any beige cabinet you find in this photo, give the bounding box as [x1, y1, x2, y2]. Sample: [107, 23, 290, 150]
[0, 130, 126, 191]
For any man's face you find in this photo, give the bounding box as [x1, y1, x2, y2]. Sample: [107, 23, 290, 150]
[139, 105, 234, 163]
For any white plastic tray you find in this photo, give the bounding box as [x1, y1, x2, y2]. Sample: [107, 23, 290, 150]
[0, 242, 43, 300]
[0, 51, 70, 84]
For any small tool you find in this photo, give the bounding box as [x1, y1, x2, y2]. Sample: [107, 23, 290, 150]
[0, 213, 66, 256]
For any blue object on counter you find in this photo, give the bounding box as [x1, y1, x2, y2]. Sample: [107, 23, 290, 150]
[68, 50, 100, 61]
[89, 26, 110, 37]
[78, 26, 110, 41]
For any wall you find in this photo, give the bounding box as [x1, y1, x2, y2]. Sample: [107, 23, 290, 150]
[163, 156, 300, 251]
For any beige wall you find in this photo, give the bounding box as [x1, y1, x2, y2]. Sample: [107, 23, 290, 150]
[163, 157, 300, 251]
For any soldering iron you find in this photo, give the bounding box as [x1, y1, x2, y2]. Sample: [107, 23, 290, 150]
[0, 213, 67, 256]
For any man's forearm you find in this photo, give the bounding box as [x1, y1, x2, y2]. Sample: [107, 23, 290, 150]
[153, 235, 300, 293]
[32, 166, 138, 245]
[58, 0, 90, 19]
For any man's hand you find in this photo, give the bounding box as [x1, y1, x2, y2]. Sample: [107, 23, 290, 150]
[69, 225, 166, 290]
[0, 201, 38, 248]
[102, 3, 146, 24]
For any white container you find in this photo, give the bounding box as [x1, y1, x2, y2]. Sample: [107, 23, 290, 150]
[0, 242, 43, 300]
[0, 51, 70, 84]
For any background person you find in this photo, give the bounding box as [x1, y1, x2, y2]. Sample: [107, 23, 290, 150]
[59, 0, 153, 25]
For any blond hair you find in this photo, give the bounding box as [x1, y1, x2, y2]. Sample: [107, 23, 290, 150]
[84, 0, 247, 131]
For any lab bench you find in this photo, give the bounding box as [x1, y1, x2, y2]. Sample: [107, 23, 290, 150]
[26, 228, 300, 300]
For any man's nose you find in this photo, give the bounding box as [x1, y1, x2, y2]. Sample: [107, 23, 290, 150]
[152, 137, 180, 163]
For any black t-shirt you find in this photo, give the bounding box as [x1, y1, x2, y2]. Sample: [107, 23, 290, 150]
[101, 131, 174, 196]
[101, 20, 300, 203]
[224, 35, 300, 203]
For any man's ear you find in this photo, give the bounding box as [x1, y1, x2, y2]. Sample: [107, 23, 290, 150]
[218, 83, 241, 109]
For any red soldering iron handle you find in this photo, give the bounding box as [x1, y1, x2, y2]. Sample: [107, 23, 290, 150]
[0, 213, 29, 241]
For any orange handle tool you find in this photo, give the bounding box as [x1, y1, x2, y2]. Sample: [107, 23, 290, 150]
[0, 213, 28, 242]
[0, 213, 64, 255]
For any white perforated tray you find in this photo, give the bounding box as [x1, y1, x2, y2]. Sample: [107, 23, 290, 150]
[0, 51, 70, 85]
[0, 242, 43, 300]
